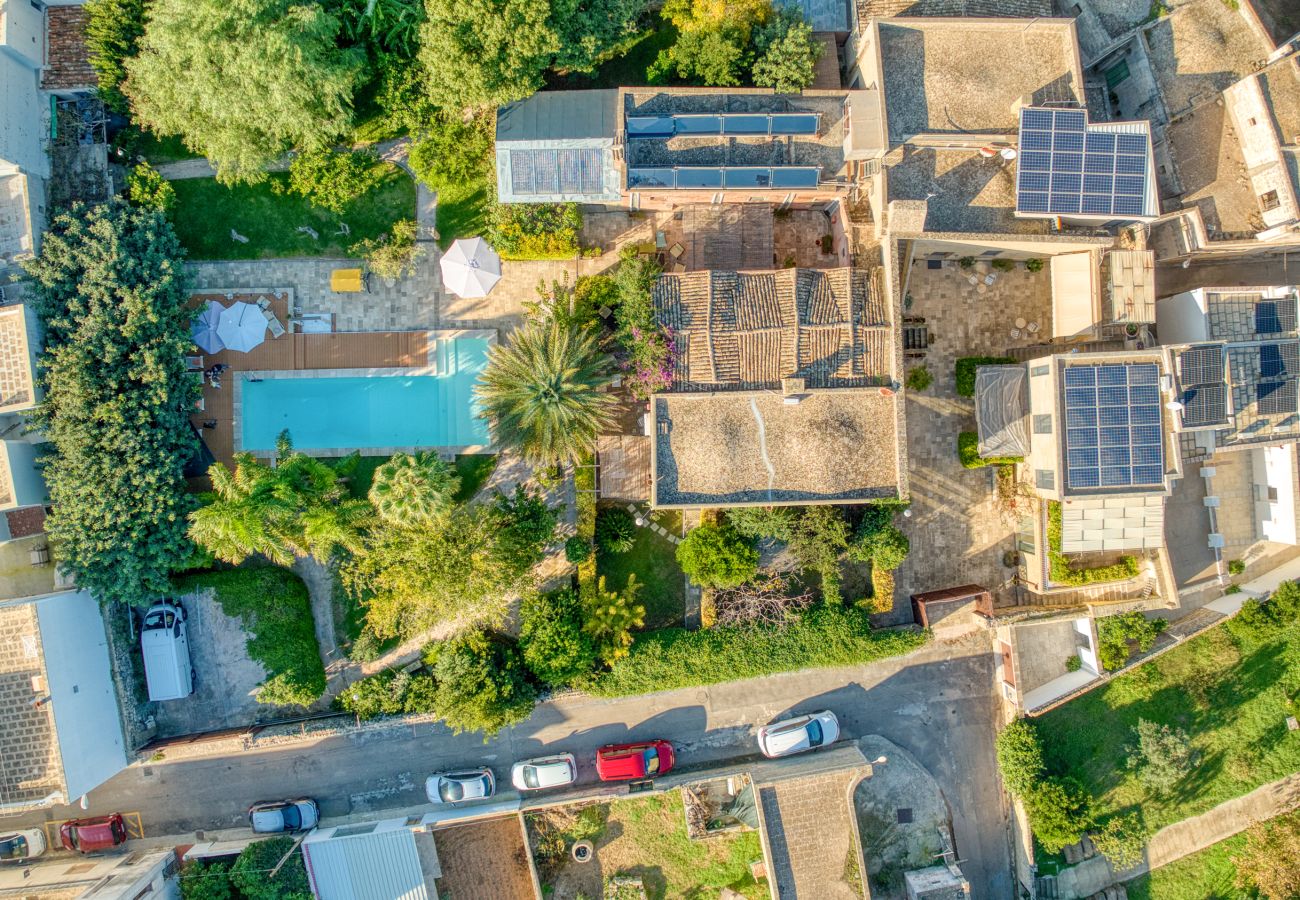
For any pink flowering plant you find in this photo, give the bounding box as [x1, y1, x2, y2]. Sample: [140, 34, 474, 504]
[612, 253, 675, 398]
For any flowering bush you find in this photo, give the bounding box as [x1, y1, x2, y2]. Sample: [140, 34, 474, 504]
[613, 253, 675, 397]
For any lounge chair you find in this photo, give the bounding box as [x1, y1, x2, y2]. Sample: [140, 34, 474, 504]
[264, 309, 286, 338]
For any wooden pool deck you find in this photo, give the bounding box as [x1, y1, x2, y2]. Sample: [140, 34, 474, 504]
[188, 291, 434, 472]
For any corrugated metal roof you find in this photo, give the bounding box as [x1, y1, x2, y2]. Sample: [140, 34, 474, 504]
[496, 90, 619, 143]
[302, 827, 432, 900]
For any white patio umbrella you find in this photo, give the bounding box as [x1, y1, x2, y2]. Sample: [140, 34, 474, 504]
[191, 300, 225, 354]
[440, 237, 502, 298]
[216, 301, 268, 353]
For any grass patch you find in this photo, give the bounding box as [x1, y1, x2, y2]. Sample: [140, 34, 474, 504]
[1037, 615, 1300, 835]
[1125, 832, 1249, 900]
[596, 506, 686, 630]
[588, 605, 927, 697]
[957, 431, 1022, 469]
[435, 180, 493, 249]
[452, 454, 498, 503]
[955, 356, 1016, 397]
[174, 565, 326, 707]
[168, 167, 416, 260]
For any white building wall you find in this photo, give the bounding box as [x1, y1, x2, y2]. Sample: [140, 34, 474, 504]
[1253, 444, 1299, 544]
[1224, 73, 1300, 231]
[35, 590, 128, 802]
[0, 0, 44, 69]
[1154, 289, 1210, 345]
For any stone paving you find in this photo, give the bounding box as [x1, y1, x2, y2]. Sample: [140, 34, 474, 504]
[887, 260, 1054, 616]
[759, 769, 866, 900]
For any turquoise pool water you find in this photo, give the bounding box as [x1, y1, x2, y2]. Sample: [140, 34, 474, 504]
[240, 336, 491, 452]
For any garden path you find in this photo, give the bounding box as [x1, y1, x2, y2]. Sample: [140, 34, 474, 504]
[1055, 770, 1300, 898]
[292, 555, 343, 677]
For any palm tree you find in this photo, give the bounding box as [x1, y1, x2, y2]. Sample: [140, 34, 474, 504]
[475, 320, 617, 467]
[189, 441, 372, 565]
[369, 452, 460, 528]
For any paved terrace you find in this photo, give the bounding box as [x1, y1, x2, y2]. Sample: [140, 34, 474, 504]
[187, 292, 434, 470]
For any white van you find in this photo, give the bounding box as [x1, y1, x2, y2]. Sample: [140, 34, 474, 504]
[141, 600, 194, 701]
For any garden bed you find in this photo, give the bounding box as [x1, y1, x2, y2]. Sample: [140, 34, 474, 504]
[525, 791, 767, 900]
[168, 166, 415, 259]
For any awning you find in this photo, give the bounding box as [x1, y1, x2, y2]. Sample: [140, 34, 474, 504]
[1051, 252, 1098, 338]
[975, 365, 1030, 458]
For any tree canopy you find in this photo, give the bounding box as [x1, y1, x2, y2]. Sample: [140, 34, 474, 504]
[418, 0, 559, 109]
[751, 10, 821, 94]
[676, 523, 759, 589]
[125, 0, 362, 183]
[84, 0, 148, 112]
[24, 202, 197, 607]
[427, 629, 537, 735]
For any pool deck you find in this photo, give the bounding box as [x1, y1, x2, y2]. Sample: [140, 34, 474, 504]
[187, 291, 489, 475]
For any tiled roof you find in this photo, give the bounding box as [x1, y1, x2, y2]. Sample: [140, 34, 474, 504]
[42, 6, 96, 91]
[654, 268, 893, 391]
[0, 604, 60, 810]
[0, 305, 36, 414]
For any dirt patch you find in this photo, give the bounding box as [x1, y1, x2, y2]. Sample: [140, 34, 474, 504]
[433, 816, 535, 900]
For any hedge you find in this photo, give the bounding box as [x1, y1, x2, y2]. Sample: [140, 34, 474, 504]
[586, 606, 928, 697]
[1047, 502, 1140, 587]
[955, 356, 1016, 397]
[575, 458, 597, 600]
[958, 431, 1022, 469]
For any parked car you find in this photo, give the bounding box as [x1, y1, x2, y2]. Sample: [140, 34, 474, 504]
[511, 753, 577, 791]
[426, 768, 495, 804]
[248, 798, 319, 834]
[0, 829, 46, 862]
[140, 600, 194, 701]
[756, 711, 840, 759]
[59, 814, 127, 853]
[595, 741, 675, 781]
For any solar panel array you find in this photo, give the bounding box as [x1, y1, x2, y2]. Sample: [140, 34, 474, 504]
[1178, 345, 1228, 428]
[1016, 108, 1151, 218]
[1063, 363, 1164, 490]
[1258, 379, 1298, 415]
[1255, 298, 1299, 335]
[626, 113, 821, 138]
[509, 149, 606, 196]
[627, 167, 821, 190]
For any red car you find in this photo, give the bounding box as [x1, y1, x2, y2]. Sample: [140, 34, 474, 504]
[596, 740, 675, 781]
[59, 814, 127, 853]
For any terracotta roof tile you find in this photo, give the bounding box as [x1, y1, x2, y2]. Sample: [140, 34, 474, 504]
[42, 6, 96, 91]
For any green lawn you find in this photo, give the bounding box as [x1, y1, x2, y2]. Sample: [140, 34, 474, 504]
[168, 167, 416, 260]
[136, 131, 200, 165]
[1126, 832, 1250, 900]
[452, 454, 498, 502]
[1037, 616, 1300, 835]
[435, 180, 493, 249]
[596, 507, 686, 630]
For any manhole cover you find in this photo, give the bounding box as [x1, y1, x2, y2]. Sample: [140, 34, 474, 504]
[896, 808, 913, 824]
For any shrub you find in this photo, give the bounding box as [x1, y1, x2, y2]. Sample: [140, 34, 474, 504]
[996, 719, 1046, 797]
[407, 112, 494, 191]
[1026, 777, 1092, 854]
[520, 587, 598, 686]
[905, 365, 933, 392]
[611, 253, 674, 398]
[426, 630, 537, 736]
[1065, 654, 1082, 672]
[126, 162, 176, 212]
[955, 356, 1016, 397]
[1229, 559, 1246, 576]
[490, 203, 582, 259]
[596, 508, 637, 554]
[1224, 584, 1243, 595]
[958, 256, 975, 269]
[869, 566, 895, 613]
[992, 257, 1016, 272]
[1127, 718, 1194, 792]
[352, 218, 423, 280]
[676, 523, 760, 589]
[1025, 258, 1044, 273]
[588, 605, 927, 696]
[575, 460, 598, 600]
[727, 506, 798, 542]
[583, 575, 645, 663]
[338, 670, 411, 719]
[1091, 812, 1145, 871]
[349, 628, 383, 663]
[281, 149, 384, 214]
[1097, 611, 1167, 670]
[565, 536, 592, 564]
[175, 567, 326, 707]
[958, 431, 1022, 469]
[492, 485, 559, 572]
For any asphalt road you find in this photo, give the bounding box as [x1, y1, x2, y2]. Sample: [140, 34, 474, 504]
[3, 635, 1013, 899]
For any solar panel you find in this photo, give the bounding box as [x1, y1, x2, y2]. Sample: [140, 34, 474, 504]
[1179, 345, 1224, 387]
[509, 148, 606, 196]
[626, 166, 820, 190]
[624, 112, 821, 138]
[1182, 383, 1228, 427]
[1062, 362, 1164, 490]
[1258, 379, 1298, 415]
[1260, 343, 1300, 378]
[1255, 298, 1298, 334]
[1016, 107, 1152, 219]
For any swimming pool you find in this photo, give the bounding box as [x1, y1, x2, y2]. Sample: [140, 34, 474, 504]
[238, 336, 491, 453]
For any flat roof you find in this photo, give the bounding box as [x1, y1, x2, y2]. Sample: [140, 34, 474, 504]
[496, 89, 618, 143]
[877, 19, 1081, 142]
[653, 390, 902, 507]
[886, 147, 1052, 235]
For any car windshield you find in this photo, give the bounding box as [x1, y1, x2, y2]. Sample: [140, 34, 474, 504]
[644, 748, 659, 774]
[144, 610, 175, 629]
[806, 720, 823, 746]
[523, 767, 540, 789]
[0, 836, 26, 860]
[439, 780, 465, 802]
[281, 806, 301, 829]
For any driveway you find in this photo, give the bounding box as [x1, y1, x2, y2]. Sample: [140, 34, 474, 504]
[1, 635, 1012, 899]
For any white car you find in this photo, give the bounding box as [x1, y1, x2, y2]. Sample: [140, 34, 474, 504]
[426, 768, 496, 804]
[0, 829, 46, 863]
[511, 753, 577, 791]
[756, 710, 840, 759]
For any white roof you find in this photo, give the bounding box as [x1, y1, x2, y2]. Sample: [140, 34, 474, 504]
[1051, 252, 1097, 339]
[302, 825, 436, 900]
[1059, 496, 1164, 553]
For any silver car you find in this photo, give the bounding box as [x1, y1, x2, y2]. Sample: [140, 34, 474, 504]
[426, 768, 496, 804]
[756, 710, 840, 758]
[511, 753, 577, 791]
[248, 798, 319, 834]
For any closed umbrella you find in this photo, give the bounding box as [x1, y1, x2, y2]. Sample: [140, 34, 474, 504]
[191, 300, 225, 354]
[439, 237, 502, 298]
[216, 301, 267, 353]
